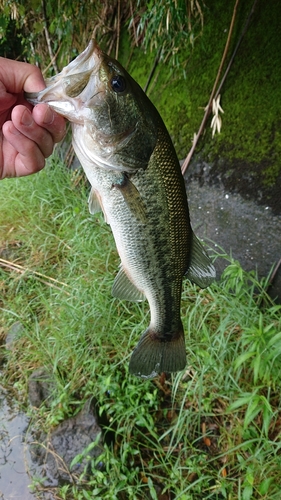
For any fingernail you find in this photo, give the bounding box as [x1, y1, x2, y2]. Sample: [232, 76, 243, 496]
[43, 106, 54, 125]
[21, 108, 33, 126]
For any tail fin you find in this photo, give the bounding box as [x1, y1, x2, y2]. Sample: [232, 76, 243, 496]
[129, 327, 186, 379]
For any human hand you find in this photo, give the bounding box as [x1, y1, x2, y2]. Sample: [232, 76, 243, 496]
[0, 57, 66, 179]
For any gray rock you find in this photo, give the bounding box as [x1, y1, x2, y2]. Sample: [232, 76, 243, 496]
[30, 398, 103, 485]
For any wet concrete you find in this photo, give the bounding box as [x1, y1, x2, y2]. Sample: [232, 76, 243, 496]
[0, 389, 35, 500]
[185, 163, 281, 301]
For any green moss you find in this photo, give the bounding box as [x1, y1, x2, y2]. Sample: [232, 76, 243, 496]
[119, 0, 281, 182]
[261, 163, 281, 188]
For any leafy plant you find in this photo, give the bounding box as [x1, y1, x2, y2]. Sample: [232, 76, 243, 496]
[132, 0, 204, 68]
[0, 0, 132, 70]
[234, 311, 281, 385]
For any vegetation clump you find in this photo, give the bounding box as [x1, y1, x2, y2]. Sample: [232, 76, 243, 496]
[1, 160, 281, 499]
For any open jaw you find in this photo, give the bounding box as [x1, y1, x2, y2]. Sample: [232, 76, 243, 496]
[25, 39, 102, 121]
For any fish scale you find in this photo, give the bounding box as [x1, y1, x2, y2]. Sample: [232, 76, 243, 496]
[25, 39, 216, 378]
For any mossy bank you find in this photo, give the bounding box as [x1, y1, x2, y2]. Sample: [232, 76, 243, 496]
[119, 0, 281, 214]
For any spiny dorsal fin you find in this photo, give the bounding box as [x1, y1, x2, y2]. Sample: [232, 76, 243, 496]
[185, 235, 216, 288]
[112, 266, 145, 302]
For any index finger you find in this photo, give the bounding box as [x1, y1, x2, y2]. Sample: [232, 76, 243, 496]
[0, 57, 46, 95]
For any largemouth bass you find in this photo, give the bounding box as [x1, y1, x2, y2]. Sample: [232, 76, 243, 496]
[26, 40, 215, 378]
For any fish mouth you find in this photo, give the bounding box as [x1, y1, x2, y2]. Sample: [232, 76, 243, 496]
[25, 39, 103, 121]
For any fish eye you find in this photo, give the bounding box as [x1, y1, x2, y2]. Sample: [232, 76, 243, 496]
[110, 75, 126, 93]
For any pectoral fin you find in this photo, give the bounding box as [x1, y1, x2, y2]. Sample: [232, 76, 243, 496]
[112, 174, 147, 223]
[88, 188, 101, 215]
[185, 234, 216, 288]
[112, 266, 145, 302]
[88, 187, 109, 223]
